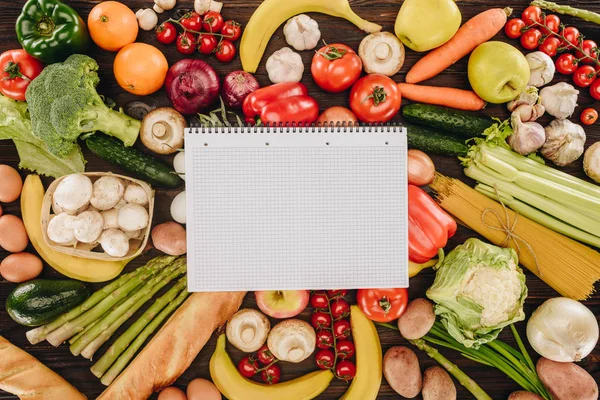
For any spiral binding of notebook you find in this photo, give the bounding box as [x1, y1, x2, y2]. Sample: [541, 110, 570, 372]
[184, 124, 409, 292]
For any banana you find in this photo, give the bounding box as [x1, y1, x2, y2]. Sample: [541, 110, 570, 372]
[21, 175, 129, 282]
[339, 306, 383, 400]
[240, 0, 382, 73]
[409, 259, 438, 277]
[210, 334, 334, 400]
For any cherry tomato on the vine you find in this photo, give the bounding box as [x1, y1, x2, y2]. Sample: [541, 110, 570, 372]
[335, 360, 356, 381]
[261, 364, 281, 385]
[504, 18, 526, 39]
[575, 40, 599, 64]
[580, 108, 598, 125]
[180, 11, 203, 32]
[539, 36, 561, 57]
[573, 65, 597, 88]
[330, 299, 350, 319]
[561, 26, 580, 48]
[202, 11, 224, 33]
[335, 340, 355, 359]
[522, 6, 542, 25]
[238, 356, 259, 378]
[333, 319, 351, 340]
[540, 14, 560, 35]
[310, 292, 329, 309]
[520, 29, 542, 50]
[315, 349, 335, 369]
[327, 289, 348, 299]
[198, 34, 218, 54]
[590, 79, 600, 100]
[257, 345, 276, 365]
[316, 330, 334, 349]
[221, 20, 242, 41]
[176, 32, 197, 55]
[555, 53, 579, 75]
[216, 39, 236, 62]
[155, 22, 177, 45]
[311, 311, 332, 330]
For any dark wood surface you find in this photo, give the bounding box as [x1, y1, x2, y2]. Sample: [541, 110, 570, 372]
[1, 0, 599, 399]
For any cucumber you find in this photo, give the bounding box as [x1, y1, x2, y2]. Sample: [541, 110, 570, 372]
[6, 279, 90, 326]
[85, 133, 182, 189]
[407, 124, 469, 157]
[403, 104, 494, 138]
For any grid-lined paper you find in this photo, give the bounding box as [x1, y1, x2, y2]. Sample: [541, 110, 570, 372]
[185, 127, 408, 291]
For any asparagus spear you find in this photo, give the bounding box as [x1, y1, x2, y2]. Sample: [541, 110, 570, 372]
[77, 259, 187, 358]
[531, 0, 600, 25]
[91, 277, 187, 378]
[46, 256, 175, 347]
[99, 287, 190, 385]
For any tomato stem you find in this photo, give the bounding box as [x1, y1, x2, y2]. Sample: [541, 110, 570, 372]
[2, 61, 29, 81]
[166, 18, 232, 38]
[362, 86, 387, 106]
[315, 45, 348, 61]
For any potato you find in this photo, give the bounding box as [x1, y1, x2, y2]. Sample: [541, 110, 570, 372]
[422, 366, 456, 400]
[151, 221, 187, 256]
[537, 357, 598, 400]
[508, 391, 544, 400]
[383, 346, 422, 398]
[398, 298, 435, 340]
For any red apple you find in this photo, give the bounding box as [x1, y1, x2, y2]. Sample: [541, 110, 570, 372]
[255, 290, 310, 318]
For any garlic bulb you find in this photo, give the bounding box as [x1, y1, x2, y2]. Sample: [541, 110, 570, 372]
[508, 113, 545, 155]
[266, 47, 304, 84]
[527, 297, 598, 362]
[283, 15, 321, 51]
[507, 86, 545, 122]
[512, 104, 545, 123]
[583, 142, 600, 183]
[540, 82, 579, 119]
[541, 119, 586, 166]
[526, 51, 555, 87]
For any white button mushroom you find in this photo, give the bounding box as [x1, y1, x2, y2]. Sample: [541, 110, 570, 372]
[154, 0, 176, 11]
[101, 209, 119, 230]
[90, 176, 125, 211]
[358, 32, 405, 76]
[124, 229, 142, 239]
[283, 15, 321, 51]
[113, 199, 127, 210]
[152, 4, 164, 13]
[73, 211, 104, 244]
[584, 142, 600, 183]
[195, 0, 222, 14]
[118, 203, 149, 232]
[173, 151, 185, 181]
[136, 8, 158, 31]
[124, 184, 149, 206]
[53, 174, 93, 215]
[170, 191, 186, 224]
[266, 47, 304, 84]
[267, 319, 316, 363]
[100, 229, 130, 257]
[140, 108, 186, 155]
[47, 213, 78, 246]
[226, 309, 271, 353]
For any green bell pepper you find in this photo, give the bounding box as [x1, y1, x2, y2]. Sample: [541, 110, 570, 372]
[16, 0, 90, 64]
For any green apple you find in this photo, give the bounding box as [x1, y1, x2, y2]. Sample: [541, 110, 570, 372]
[468, 42, 531, 104]
[394, 0, 461, 52]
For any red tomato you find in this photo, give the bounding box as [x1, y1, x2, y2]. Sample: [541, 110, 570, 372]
[561, 26, 580, 48]
[216, 40, 236, 62]
[555, 53, 579, 75]
[198, 34, 218, 54]
[504, 18, 525, 39]
[316, 330, 334, 349]
[257, 345, 276, 365]
[335, 360, 356, 381]
[261, 364, 281, 385]
[580, 108, 598, 125]
[0, 49, 44, 101]
[326, 289, 348, 299]
[522, 6, 542, 25]
[202, 11, 224, 33]
[155, 22, 177, 45]
[356, 288, 408, 322]
[573, 65, 597, 87]
[310, 293, 329, 309]
[176, 32, 197, 55]
[335, 340, 355, 359]
[349, 74, 401, 123]
[539, 36, 561, 57]
[333, 319, 351, 340]
[540, 14, 560, 35]
[221, 20, 242, 41]
[520, 29, 542, 50]
[311, 43, 362, 93]
[238, 356, 259, 378]
[180, 11, 203, 32]
[590, 79, 600, 100]
[315, 349, 335, 370]
[311, 311, 332, 330]
[331, 299, 350, 319]
[316, 107, 358, 125]
[575, 40, 599, 64]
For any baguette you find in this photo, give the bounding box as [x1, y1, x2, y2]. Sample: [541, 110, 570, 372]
[0, 335, 86, 399]
[98, 291, 246, 399]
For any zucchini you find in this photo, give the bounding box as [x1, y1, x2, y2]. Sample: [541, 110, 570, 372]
[407, 124, 469, 157]
[403, 104, 494, 138]
[6, 279, 90, 326]
[85, 133, 182, 189]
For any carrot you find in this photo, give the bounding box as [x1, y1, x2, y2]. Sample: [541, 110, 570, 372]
[397, 83, 486, 111]
[405, 8, 511, 84]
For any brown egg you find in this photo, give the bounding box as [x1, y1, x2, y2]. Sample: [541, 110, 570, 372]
[0, 165, 23, 203]
[157, 386, 187, 400]
[0, 203, 3, 217]
[187, 379, 221, 400]
[0, 252, 43, 283]
[0, 215, 28, 252]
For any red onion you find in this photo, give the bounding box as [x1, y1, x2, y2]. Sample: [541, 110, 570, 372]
[165, 59, 220, 115]
[222, 71, 260, 109]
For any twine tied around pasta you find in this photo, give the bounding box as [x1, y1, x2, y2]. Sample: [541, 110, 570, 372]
[481, 186, 542, 277]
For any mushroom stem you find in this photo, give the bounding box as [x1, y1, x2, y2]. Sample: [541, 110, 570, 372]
[152, 121, 170, 139]
[375, 43, 391, 60]
[241, 326, 256, 344]
[288, 347, 305, 362]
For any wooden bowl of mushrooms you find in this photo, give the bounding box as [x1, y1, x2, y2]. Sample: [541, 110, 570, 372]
[41, 172, 154, 261]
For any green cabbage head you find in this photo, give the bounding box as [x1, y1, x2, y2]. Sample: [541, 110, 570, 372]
[426, 238, 527, 348]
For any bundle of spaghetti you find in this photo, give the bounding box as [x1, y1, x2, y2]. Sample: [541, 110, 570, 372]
[430, 174, 600, 300]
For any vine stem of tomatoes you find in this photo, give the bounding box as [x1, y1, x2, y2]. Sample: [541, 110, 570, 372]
[323, 293, 341, 376]
[165, 16, 233, 40]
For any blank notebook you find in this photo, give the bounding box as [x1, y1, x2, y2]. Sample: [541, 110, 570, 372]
[184, 125, 408, 292]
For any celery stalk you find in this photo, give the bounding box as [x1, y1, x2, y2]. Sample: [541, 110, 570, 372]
[477, 151, 519, 180]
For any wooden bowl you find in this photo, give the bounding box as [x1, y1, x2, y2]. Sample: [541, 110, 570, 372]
[41, 172, 155, 261]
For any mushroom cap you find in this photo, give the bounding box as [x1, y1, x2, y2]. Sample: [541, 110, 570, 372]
[73, 210, 104, 243]
[117, 203, 149, 231]
[140, 107, 186, 155]
[47, 212, 78, 246]
[267, 319, 316, 363]
[53, 174, 93, 214]
[90, 176, 125, 211]
[101, 209, 119, 229]
[358, 32, 405, 76]
[226, 308, 271, 353]
[100, 228, 130, 257]
[124, 184, 149, 206]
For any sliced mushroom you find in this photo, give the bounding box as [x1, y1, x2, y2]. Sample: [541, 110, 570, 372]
[90, 176, 125, 211]
[140, 107, 186, 155]
[118, 203, 149, 232]
[100, 229, 130, 257]
[267, 319, 316, 363]
[47, 213, 78, 246]
[358, 32, 405, 76]
[124, 184, 149, 206]
[226, 309, 271, 353]
[53, 174, 93, 214]
[73, 211, 104, 243]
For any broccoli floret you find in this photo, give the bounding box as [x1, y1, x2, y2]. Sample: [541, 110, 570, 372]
[25, 54, 140, 158]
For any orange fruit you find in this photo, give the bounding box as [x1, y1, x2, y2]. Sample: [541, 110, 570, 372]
[88, 1, 138, 52]
[114, 43, 168, 95]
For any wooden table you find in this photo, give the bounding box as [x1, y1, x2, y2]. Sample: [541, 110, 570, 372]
[1, 0, 599, 399]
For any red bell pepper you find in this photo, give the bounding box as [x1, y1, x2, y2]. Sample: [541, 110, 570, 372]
[408, 184, 457, 263]
[242, 82, 308, 121]
[260, 95, 319, 125]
